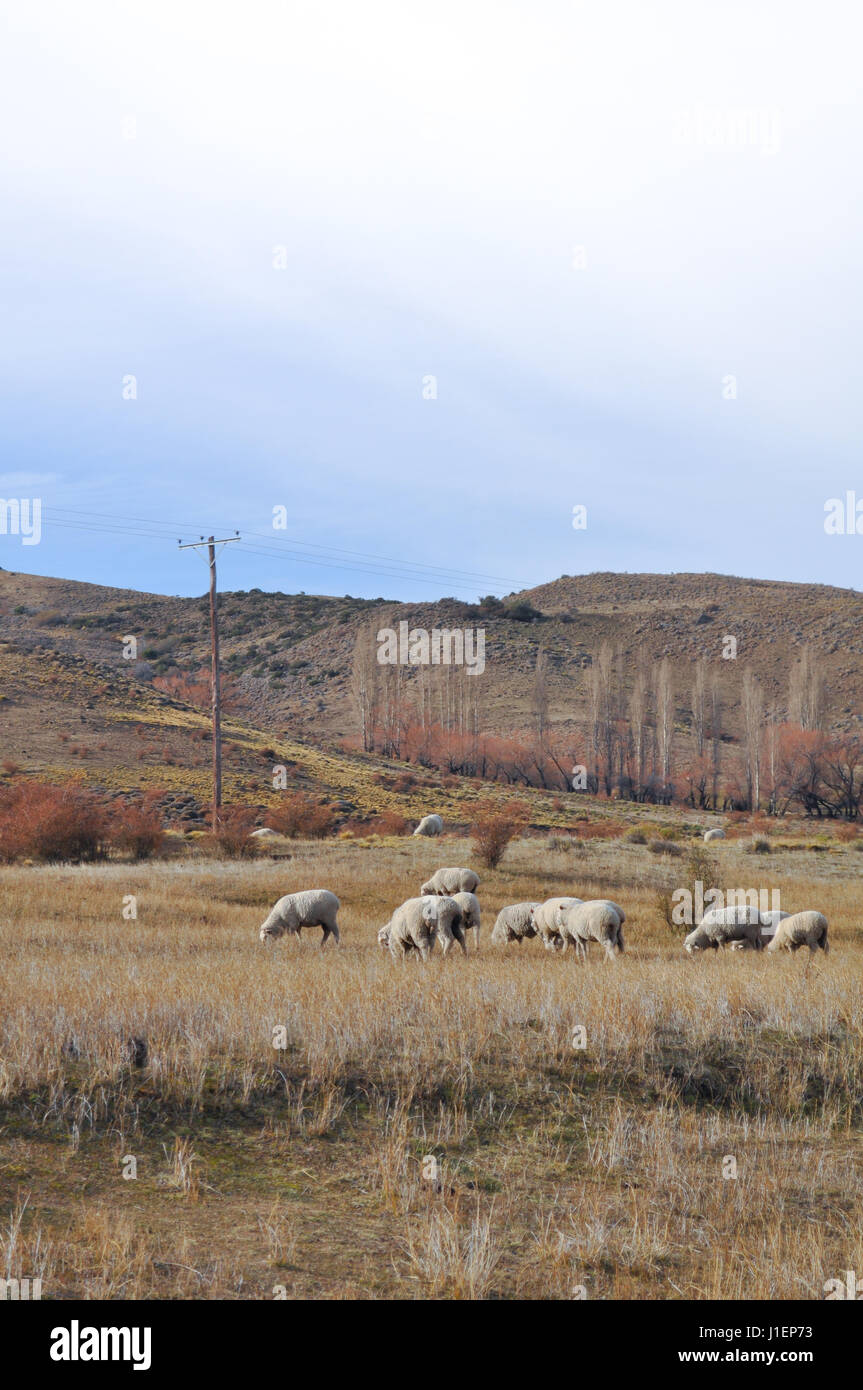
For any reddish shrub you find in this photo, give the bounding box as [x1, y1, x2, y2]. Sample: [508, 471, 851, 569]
[0, 782, 108, 863]
[369, 810, 409, 836]
[269, 793, 337, 839]
[110, 796, 165, 861]
[471, 802, 528, 869]
[205, 805, 259, 858]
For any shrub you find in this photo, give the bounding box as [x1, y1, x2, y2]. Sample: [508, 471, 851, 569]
[750, 837, 772, 854]
[471, 802, 528, 869]
[370, 810, 409, 836]
[205, 805, 259, 858]
[648, 839, 683, 857]
[656, 843, 724, 934]
[546, 834, 574, 852]
[0, 782, 108, 863]
[835, 822, 858, 843]
[624, 827, 647, 844]
[269, 792, 337, 839]
[110, 797, 165, 861]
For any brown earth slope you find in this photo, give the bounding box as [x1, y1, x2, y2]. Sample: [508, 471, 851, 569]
[1, 568, 861, 812]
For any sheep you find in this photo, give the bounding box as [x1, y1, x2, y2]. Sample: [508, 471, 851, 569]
[684, 904, 763, 953]
[450, 891, 481, 953]
[490, 902, 541, 945]
[413, 814, 443, 837]
[383, 895, 462, 960]
[767, 910, 829, 954]
[703, 827, 726, 842]
[558, 899, 625, 961]
[755, 908, 790, 946]
[259, 889, 340, 948]
[531, 897, 583, 952]
[420, 866, 480, 897]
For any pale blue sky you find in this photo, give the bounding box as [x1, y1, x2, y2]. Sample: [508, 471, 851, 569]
[1, 1, 861, 599]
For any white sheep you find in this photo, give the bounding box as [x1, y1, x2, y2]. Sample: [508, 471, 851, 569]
[559, 899, 625, 960]
[684, 905, 763, 953]
[259, 889, 340, 948]
[767, 910, 829, 954]
[754, 908, 790, 947]
[703, 827, 726, 842]
[490, 902, 541, 945]
[383, 895, 461, 960]
[450, 891, 481, 953]
[420, 866, 480, 897]
[413, 814, 444, 837]
[531, 897, 583, 951]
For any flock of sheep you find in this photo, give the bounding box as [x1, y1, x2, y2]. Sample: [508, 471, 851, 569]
[257, 871, 830, 960]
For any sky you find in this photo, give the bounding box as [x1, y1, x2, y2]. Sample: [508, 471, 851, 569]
[1, 0, 862, 601]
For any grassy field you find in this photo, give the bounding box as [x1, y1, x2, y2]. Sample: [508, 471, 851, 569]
[1, 831, 861, 1300]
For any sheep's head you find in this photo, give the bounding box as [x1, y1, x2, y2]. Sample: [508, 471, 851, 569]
[420, 880, 434, 896]
[684, 928, 711, 954]
[377, 925, 390, 949]
[260, 905, 296, 942]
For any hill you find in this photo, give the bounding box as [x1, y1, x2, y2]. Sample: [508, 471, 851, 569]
[1, 567, 861, 819]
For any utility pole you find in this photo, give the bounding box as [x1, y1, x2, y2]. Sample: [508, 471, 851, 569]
[178, 533, 240, 830]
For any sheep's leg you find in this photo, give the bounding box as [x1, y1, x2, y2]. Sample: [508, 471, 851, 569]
[320, 925, 331, 950]
[474, 925, 480, 953]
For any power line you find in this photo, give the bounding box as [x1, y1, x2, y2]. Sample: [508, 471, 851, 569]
[42, 506, 524, 591]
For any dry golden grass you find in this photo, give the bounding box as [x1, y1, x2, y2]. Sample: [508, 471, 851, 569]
[1, 832, 861, 1299]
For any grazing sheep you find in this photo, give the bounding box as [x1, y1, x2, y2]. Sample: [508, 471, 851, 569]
[383, 895, 462, 960]
[450, 891, 481, 952]
[559, 899, 625, 960]
[413, 814, 444, 837]
[767, 910, 829, 954]
[250, 827, 279, 839]
[420, 866, 480, 897]
[703, 827, 726, 842]
[490, 902, 541, 945]
[259, 889, 340, 949]
[684, 905, 763, 953]
[756, 908, 790, 946]
[531, 897, 583, 951]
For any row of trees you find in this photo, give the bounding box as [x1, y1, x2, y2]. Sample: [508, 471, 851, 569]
[349, 625, 859, 817]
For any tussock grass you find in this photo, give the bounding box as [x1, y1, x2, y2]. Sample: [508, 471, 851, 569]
[1, 835, 861, 1299]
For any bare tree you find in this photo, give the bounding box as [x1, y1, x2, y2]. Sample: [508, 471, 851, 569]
[655, 658, 674, 795]
[742, 666, 763, 810]
[533, 644, 550, 748]
[788, 644, 824, 730]
[691, 658, 706, 757]
[350, 626, 379, 752]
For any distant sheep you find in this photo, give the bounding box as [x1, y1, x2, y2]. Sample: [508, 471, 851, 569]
[413, 815, 444, 837]
[531, 897, 583, 951]
[421, 866, 480, 897]
[684, 905, 762, 953]
[559, 899, 625, 961]
[259, 889, 340, 948]
[703, 828, 726, 842]
[451, 891, 481, 952]
[490, 902, 541, 946]
[767, 910, 829, 955]
[383, 895, 461, 961]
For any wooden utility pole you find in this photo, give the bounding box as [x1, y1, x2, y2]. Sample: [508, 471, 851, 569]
[178, 533, 240, 830]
